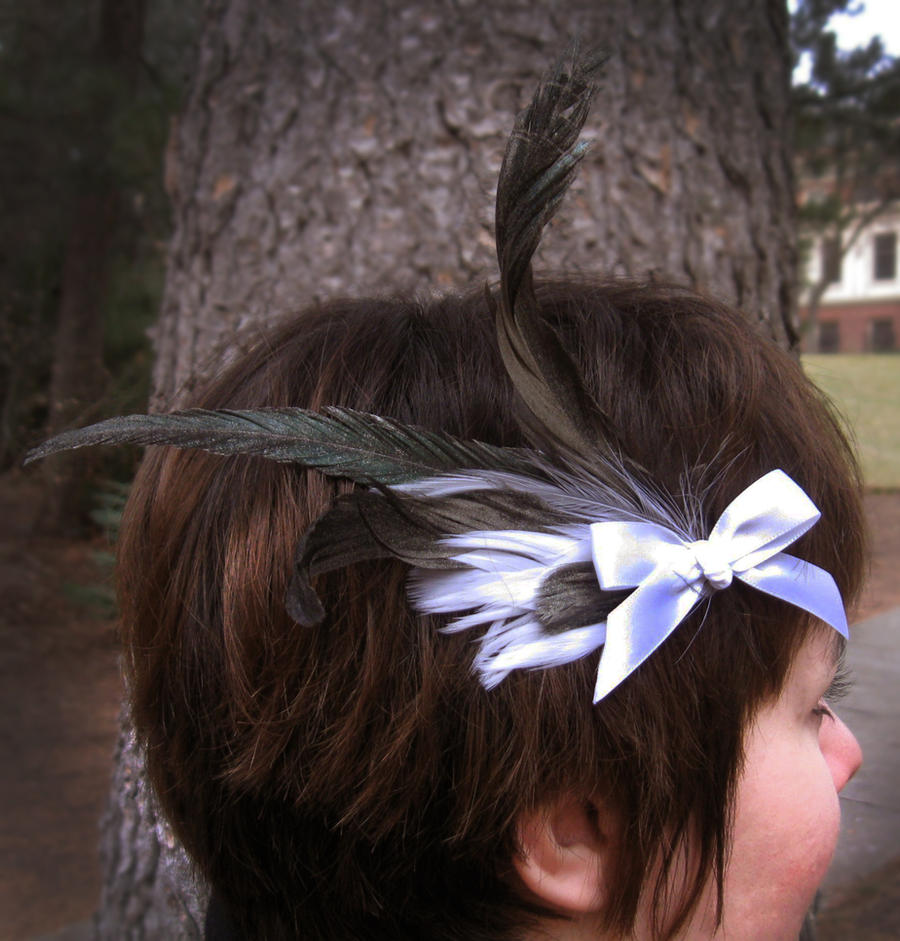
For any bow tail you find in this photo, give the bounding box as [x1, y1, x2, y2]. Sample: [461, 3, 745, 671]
[593, 576, 703, 702]
[735, 553, 849, 638]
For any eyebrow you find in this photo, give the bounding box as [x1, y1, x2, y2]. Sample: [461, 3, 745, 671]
[824, 662, 852, 704]
[821, 633, 851, 701]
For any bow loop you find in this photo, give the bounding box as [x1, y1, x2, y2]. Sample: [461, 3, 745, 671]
[709, 470, 822, 572]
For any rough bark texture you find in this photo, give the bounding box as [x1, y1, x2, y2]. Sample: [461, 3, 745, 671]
[151, 0, 796, 409]
[96, 712, 206, 939]
[100, 0, 797, 935]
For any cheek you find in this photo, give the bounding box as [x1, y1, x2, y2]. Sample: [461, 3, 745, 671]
[742, 780, 841, 898]
[717, 739, 841, 940]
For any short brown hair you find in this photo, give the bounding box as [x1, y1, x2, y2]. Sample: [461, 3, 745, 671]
[118, 280, 865, 940]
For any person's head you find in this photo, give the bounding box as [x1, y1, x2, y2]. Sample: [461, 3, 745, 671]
[116, 278, 865, 941]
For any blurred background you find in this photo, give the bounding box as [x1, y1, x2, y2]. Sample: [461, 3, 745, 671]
[1, 0, 898, 938]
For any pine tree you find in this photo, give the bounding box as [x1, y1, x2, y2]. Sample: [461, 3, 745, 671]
[792, 0, 900, 337]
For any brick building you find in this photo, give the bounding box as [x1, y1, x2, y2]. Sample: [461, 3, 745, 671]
[799, 204, 900, 352]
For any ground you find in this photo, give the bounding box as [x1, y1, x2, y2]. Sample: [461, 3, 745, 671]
[1, 470, 899, 940]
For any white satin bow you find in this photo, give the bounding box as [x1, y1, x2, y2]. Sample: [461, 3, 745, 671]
[589, 469, 848, 701]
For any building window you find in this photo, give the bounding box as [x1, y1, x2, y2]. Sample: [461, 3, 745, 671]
[874, 233, 897, 281]
[818, 321, 840, 353]
[870, 318, 896, 352]
[821, 237, 842, 285]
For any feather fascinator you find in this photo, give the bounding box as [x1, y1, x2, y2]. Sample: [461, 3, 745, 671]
[26, 49, 848, 702]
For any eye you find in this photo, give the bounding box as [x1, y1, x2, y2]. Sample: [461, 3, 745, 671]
[813, 667, 852, 723]
[812, 700, 835, 721]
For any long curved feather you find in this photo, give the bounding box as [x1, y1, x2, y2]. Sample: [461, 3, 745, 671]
[494, 46, 622, 461]
[25, 406, 538, 486]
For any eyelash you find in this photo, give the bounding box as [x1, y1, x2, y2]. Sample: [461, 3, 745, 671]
[813, 667, 852, 720]
[812, 702, 835, 720]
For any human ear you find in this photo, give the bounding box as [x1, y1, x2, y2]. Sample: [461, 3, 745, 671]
[513, 794, 615, 914]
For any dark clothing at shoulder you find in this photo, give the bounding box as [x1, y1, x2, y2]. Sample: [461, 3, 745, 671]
[205, 894, 240, 941]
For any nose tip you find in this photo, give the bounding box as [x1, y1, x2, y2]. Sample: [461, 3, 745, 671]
[822, 713, 862, 792]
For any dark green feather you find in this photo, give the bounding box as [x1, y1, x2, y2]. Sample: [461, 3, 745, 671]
[25, 406, 537, 486]
[494, 46, 623, 461]
[535, 563, 629, 634]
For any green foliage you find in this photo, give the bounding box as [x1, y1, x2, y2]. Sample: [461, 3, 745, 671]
[791, 1, 900, 298]
[0, 0, 199, 473]
[61, 579, 118, 619]
[63, 478, 131, 617]
[88, 478, 131, 539]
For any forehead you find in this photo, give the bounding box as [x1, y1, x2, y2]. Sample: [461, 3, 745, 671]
[788, 628, 844, 693]
[823, 627, 846, 673]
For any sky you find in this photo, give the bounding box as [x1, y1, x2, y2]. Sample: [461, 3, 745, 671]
[829, 0, 899, 54]
[791, 0, 899, 83]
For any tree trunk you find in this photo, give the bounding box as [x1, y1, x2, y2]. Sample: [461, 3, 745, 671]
[150, 0, 796, 410]
[95, 709, 206, 939]
[99, 0, 797, 935]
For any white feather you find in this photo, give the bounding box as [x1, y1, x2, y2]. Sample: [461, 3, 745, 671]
[411, 564, 547, 612]
[408, 520, 609, 682]
[409, 527, 592, 620]
[391, 474, 504, 498]
[442, 526, 592, 565]
[476, 621, 608, 678]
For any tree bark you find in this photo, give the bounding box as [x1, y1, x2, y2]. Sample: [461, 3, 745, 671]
[150, 0, 796, 409]
[99, 0, 798, 935]
[96, 709, 206, 939]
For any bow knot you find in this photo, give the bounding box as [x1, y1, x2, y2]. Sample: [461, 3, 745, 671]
[688, 539, 733, 591]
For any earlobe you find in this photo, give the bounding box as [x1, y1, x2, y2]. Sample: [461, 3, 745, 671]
[513, 795, 614, 915]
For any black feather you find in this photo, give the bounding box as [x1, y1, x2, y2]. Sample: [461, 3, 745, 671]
[286, 496, 398, 626]
[535, 564, 630, 634]
[25, 406, 537, 486]
[494, 46, 623, 462]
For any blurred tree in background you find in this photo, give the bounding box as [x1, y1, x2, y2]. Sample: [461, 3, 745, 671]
[0, 0, 198, 524]
[791, 0, 900, 329]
